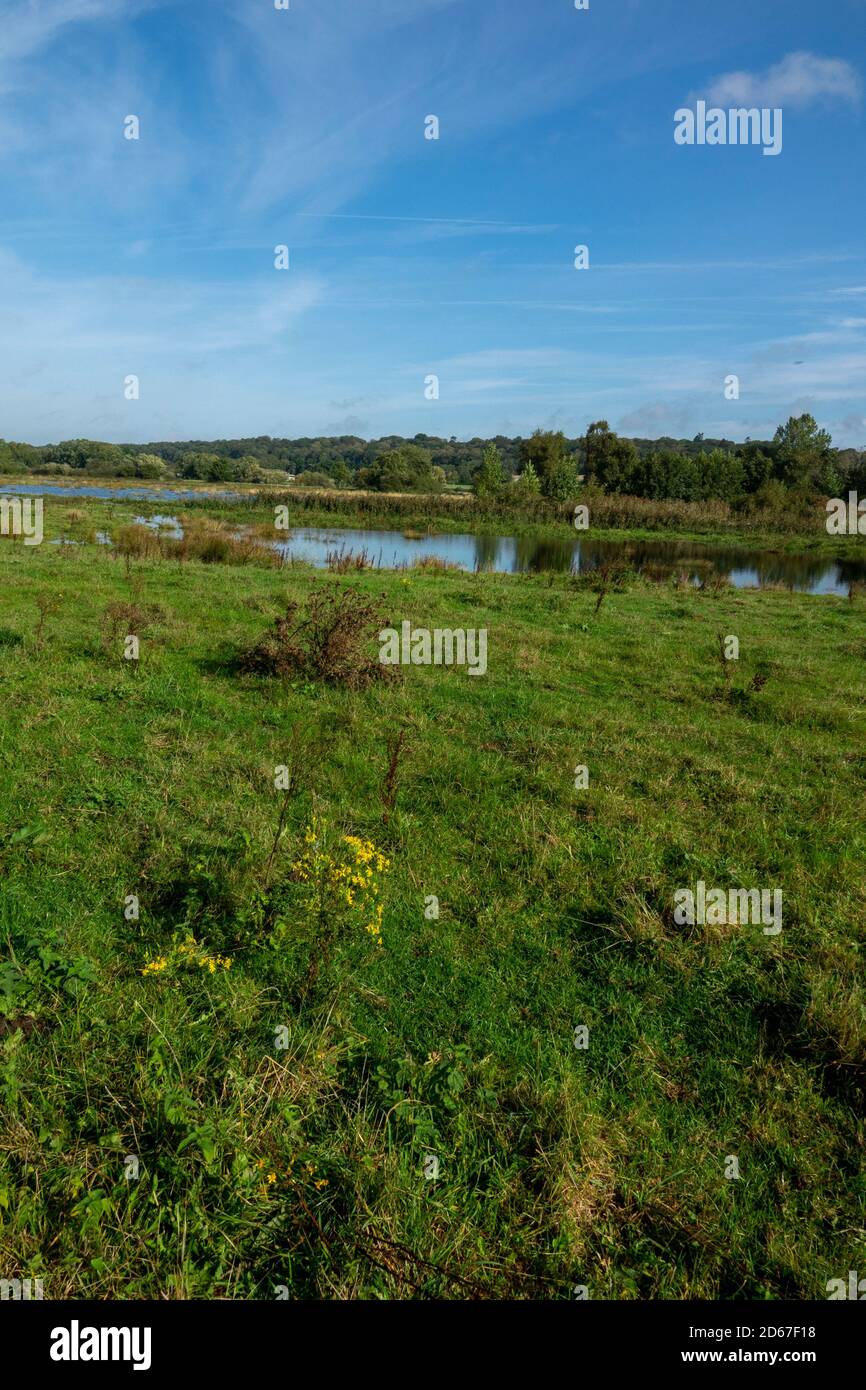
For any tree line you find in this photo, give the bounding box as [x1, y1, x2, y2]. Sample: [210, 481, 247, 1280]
[1, 415, 863, 502]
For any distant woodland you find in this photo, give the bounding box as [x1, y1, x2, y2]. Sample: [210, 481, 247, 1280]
[2, 414, 864, 504]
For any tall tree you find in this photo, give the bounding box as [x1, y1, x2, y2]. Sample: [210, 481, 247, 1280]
[583, 421, 610, 484]
[474, 443, 505, 497]
[581, 423, 639, 493]
[773, 414, 833, 489]
[513, 458, 541, 495]
[519, 429, 577, 499]
[357, 444, 442, 493]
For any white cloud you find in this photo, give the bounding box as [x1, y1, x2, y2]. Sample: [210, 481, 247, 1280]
[702, 51, 862, 111]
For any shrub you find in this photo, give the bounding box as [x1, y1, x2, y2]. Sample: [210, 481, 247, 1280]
[294, 471, 335, 489]
[239, 583, 394, 687]
[135, 454, 169, 480]
[113, 524, 161, 560]
[181, 532, 276, 566]
[102, 600, 165, 651]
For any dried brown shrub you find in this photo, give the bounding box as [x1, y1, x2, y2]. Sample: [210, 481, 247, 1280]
[239, 583, 395, 688]
[102, 600, 164, 649]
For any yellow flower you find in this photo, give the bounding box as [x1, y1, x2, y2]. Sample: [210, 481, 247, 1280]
[141, 937, 231, 979]
[294, 820, 388, 945]
[142, 956, 169, 976]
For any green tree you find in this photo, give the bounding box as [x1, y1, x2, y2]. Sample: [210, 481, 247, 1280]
[179, 452, 220, 479]
[773, 414, 833, 489]
[204, 457, 240, 482]
[358, 444, 442, 493]
[583, 421, 611, 485]
[237, 455, 268, 482]
[473, 443, 505, 497]
[135, 453, 169, 479]
[0, 440, 27, 475]
[738, 442, 774, 494]
[581, 422, 639, 493]
[47, 440, 91, 470]
[696, 448, 745, 502]
[513, 459, 541, 496]
[519, 430, 576, 499]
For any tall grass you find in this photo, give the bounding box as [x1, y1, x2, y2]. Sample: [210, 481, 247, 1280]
[113, 521, 279, 568]
[205, 487, 828, 538]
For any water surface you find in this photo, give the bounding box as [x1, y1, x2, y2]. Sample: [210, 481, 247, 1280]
[5, 484, 862, 595]
[143, 518, 866, 596]
[1, 482, 238, 502]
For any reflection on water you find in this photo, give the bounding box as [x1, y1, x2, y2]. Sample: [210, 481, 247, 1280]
[273, 527, 865, 597]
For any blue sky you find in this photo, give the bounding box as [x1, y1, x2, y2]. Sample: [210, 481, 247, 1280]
[0, 0, 864, 446]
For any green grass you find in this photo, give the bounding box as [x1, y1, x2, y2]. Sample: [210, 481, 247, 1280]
[0, 520, 864, 1299]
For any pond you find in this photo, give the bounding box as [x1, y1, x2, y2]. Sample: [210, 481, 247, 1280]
[4, 484, 863, 595]
[141, 517, 865, 596]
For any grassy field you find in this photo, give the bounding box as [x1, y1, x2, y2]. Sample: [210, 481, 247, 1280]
[0, 506, 864, 1299]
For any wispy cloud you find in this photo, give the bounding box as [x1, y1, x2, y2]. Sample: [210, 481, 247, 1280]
[702, 51, 862, 110]
[0, 245, 324, 440]
[0, 4, 864, 445]
[595, 253, 860, 273]
[0, 0, 158, 79]
[189, 0, 666, 219]
[833, 412, 866, 444]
